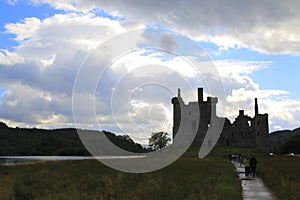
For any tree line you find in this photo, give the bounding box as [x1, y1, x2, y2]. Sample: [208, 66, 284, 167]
[0, 123, 147, 156]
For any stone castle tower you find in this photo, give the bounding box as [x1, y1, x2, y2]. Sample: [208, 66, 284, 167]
[172, 87, 269, 150]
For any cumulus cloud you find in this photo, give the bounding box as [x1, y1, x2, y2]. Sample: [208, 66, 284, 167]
[33, 0, 300, 54]
[213, 60, 300, 131]
[0, 12, 137, 125]
[1, 1, 300, 144]
[0, 84, 69, 124]
[0, 11, 199, 142]
[0, 50, 24, 65]
[0, 12, 143, 95]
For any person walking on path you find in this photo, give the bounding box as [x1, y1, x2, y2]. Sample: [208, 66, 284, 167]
[243, 156, 250, 177]
[250, 155, 258, 177]
[238, 154, 243, 167]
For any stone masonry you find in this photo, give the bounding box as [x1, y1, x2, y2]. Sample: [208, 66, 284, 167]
[172, 88, 269, 150]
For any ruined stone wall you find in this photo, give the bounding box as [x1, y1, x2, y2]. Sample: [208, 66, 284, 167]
[172, 88, 269, 150]
[171, 97, 181, 138]
[253, 114, 269, 150]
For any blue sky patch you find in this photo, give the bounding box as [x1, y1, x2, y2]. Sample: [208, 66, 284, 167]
[91, 8, 125, 21]
[0, 88, 6, 103]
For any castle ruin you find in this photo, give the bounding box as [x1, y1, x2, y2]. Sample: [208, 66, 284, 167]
[172, 88, 269, 150]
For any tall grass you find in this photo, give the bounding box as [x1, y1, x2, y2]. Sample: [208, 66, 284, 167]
[0, 158, 241, 200]
[257, 156, 300, 200]
[208, 147, 265, 158]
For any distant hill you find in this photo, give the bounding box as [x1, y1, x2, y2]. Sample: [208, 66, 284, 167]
[269, 129, 293, 147]
[0, 122, 147, 156]
[269, 128, 300, 153]
[280, 128, 300, 154]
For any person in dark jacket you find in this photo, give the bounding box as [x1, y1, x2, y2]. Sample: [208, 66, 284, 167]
[250, 156, 257, 177]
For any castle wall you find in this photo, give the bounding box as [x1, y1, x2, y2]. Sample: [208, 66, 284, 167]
[253, 114, 269, 150]
[171, 97, 181, 138]
[172, 87, 270, 150]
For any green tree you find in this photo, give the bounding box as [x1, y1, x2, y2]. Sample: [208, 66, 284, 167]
[148, 132, 171, 150]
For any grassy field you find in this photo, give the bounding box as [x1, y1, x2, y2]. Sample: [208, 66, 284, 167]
[257, 156, 300, 200]
[0, 157, 242, 200]
[207, 146, 265, 158]
[3, 146, 300, 200]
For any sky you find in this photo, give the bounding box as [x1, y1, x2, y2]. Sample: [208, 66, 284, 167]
[1, 0, 300, 144]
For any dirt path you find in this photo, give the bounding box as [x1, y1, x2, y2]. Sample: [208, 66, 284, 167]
[233, 162, 277, 200]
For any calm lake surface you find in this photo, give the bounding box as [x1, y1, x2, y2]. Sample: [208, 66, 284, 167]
[0, 155, 146, 166]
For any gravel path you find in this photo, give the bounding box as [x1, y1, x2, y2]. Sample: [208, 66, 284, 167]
[233, 162, 277, 200]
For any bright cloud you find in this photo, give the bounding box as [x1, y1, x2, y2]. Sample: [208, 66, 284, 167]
[214, 60, 300, 131]
[32, 0, 300, 54]
[0, 1, 300, 144]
